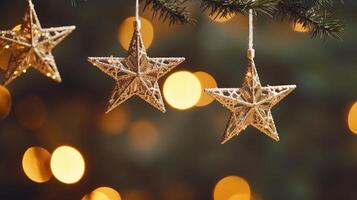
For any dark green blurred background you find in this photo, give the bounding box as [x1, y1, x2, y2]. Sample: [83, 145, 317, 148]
[0, 0, 356, 200]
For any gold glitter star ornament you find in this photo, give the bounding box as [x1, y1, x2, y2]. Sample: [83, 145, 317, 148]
[0, 0, 75, 86]
[88, 20, 185, 113]
[205, 56, 296, 144]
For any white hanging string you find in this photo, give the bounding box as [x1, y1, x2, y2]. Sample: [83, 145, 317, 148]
[135, 0, 139, 21]
[247, 6, 255, 59]
[135, 0, 141, 29]
[248, 9, 254, 50]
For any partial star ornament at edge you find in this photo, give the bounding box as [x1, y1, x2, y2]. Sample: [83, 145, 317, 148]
[0, 0, 75, 86]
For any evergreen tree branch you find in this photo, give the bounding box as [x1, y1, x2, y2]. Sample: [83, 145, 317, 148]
[275, 0, 344, 39]
[201, 0, 280, 17]
[142, 0, 195, 25]
[144, 0, 344, 39]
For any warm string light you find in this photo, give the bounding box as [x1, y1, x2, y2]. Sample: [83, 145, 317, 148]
[50, 146, 85, 184]
[22, 146, 52, 183]
[82, 187, 122, 200]
[213, 176, 251, 200]
[22, 145, 86, 185]
[348, 101, 357, 134]
[118, 17, 154, 50]
[194, 71, 217, 107]
[0, 85, 11, 120]
[163, 71, 202, 110]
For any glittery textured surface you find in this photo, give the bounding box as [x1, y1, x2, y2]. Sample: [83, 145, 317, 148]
[205, 59, 296, 144]
[0, 0, 75, 86]
[88, 20, 185, 113]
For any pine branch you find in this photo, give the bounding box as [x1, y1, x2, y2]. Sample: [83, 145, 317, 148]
[144, 0, 344, 39]
[201, 0, 280, 17]
[275, 0, 344, 39]
[142, 0, 195, 25]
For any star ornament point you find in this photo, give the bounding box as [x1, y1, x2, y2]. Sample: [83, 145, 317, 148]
[205, 59, 296, 144]
[0, 0, 75, 86]
[88, 21, 185, 113]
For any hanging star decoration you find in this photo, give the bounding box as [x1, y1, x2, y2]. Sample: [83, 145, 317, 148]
[88, 20, 185, 113]
[0, 0, 75, 86]
[205, 55, 296, 144]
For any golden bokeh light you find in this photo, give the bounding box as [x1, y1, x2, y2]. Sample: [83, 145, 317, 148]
[209, 11, 236, 23]
[348, 102, 357, 134]
[0, 85, 11, 120]
[98, 107, 129, 135]
[83, 187, 122, 200]
[82, 192, 110, 200]
[292, 22, 309, 33]
[119, 17, 154, 50]
[194, 71, 218, 107]
[15, 95, 46, 130]
[129, 120, 159, 151]
[228, 194, 250, 200]
[163, 71, 202, 110]
[50, 146, 85, 184]
[213, 176, 251, 200]
[94, 187, 122, 200]
[22, 146, 52, 183]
